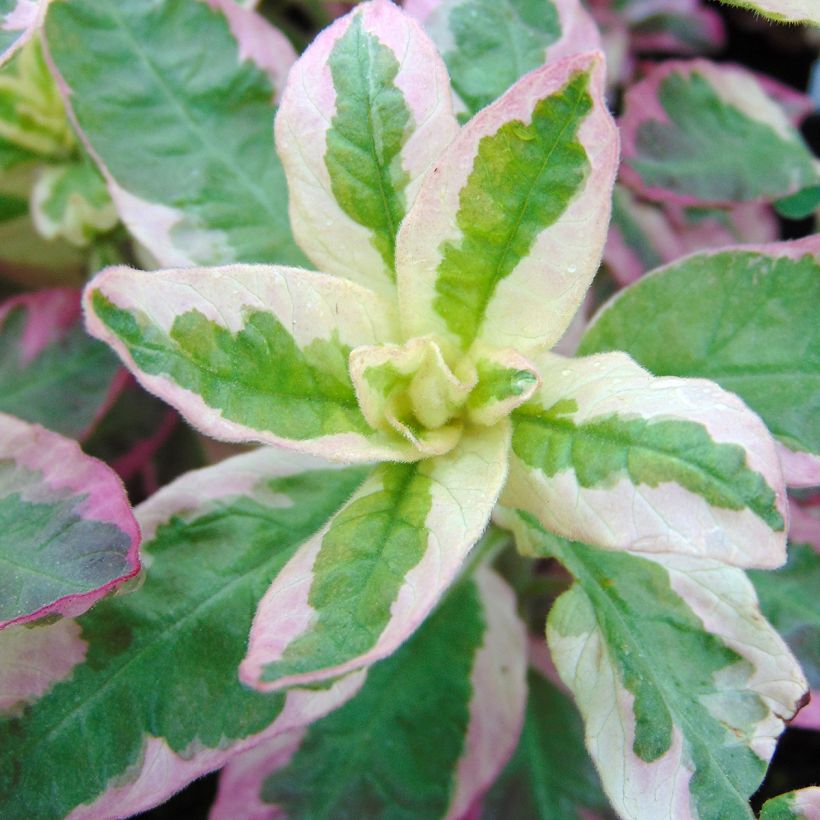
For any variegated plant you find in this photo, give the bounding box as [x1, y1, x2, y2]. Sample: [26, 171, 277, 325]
[1, 0, 817, 817]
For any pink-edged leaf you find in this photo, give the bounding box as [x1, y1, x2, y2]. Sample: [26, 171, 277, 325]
[241, 421, 511, 692]
[620, 59, 819, 207]
[44, 0, 305, 268]
[0, 288, 122, 440]
[0, 412, 140, 628]
[506, 351, 788, 568]
[605, 184, 777, 286]
[0, 0, 45, 67]
[397, 51, 619, 356]
[83, 263, 421, 463]
[275, 0, 458, 297]
[217, 564, 526, 820]
[539, 524, 808, 819]
[407, 0, 600, 119]
[0, 447, 372, 817]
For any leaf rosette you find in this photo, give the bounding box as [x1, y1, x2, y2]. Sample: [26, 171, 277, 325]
[67, 0, 810, 816]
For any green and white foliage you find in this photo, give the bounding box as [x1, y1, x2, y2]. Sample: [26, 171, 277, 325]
[404, 0, 600, 119]
[0, 411, 139, 628]
[500, 510, 807, 820]
[65, 0, 812, 816]
[0, 448, 368, 818]
[620, 59, 820, 207]
[44, 0, 306, 268]
[715, 0, 820, 26]
[214, 565, 526, 819]
[580, 238, 820, 487]
[760, 788, 820, 820]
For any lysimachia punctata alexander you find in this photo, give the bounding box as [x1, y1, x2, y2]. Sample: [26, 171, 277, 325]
[1, 0, 814, 817]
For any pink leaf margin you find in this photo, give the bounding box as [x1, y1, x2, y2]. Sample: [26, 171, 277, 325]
[619, 59, 816, 207]
[0, 412, 141, 628]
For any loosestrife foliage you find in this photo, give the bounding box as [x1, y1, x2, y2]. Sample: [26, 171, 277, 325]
[0, 0, 818, 817]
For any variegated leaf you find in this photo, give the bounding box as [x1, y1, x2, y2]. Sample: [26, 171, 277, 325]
[605, 184, 777, 286]
[505, 351, 787, 567]
[0, 0, 45, 68]
[715, 0, 820, 25]
[405, 0, 600, 119]
[397, 51, 618, 355]
[84, 264, 415, 463]
[0, 288, 121, 439]
[215, 565, 526, 820]
[503, 511, 808, 820]
[580, 238, 820, 485]
[0, 448, 369, 818]
[621, 0, 725, 56]
[480, 653, 608, 819]
[620, 59, 819, 206]
[760, 788, 820, 820]
[44, 0, 306, 267]
[0, 412, 140, 628]
[275, 0, 458, 297]
[241, 422, 510, 691]
[31, 158, 117, 247]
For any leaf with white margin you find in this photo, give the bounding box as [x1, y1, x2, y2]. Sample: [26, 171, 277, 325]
[760, 788, 820, 820]
[620, 60, 819, 206]
[505, 350, 787, 568]
[397, 51, 618, 356]
[502, 511, 808, 820]
[715, 0, 819, 26]
[84, 264, 419, 464]
[31, 158, 117, 247]
[405, 0, 600, 119]
[480, 657, 608, 819]
[44, 0, 306, 267]
[623, 0, 725, 57]
[0, 288, 120, 439]
[276, 0, 458, 298]
[0, 0, 45, 68]
[580, 238, 820, 486]
[0, 447, 370, 819]
[0, 412, 140, 628]
[750, 543, 820, 694]
[215, 565, 526, 820]
[241, 420, 510, 691]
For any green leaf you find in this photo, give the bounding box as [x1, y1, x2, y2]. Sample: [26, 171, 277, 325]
[774, 185, 820, 220]
[579, 242, 820, 456]
[324, 14, 412, 275]
[0, 449, 369, 818]
[0, 289, 119, 439]
[250, 567, 525, 819]
[44, 0, 307, 266]
[503, 511, 807, 820]
[621, 61, 819, 205]
[481, 666, 609, 820]
[426, 0, 560, 118]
